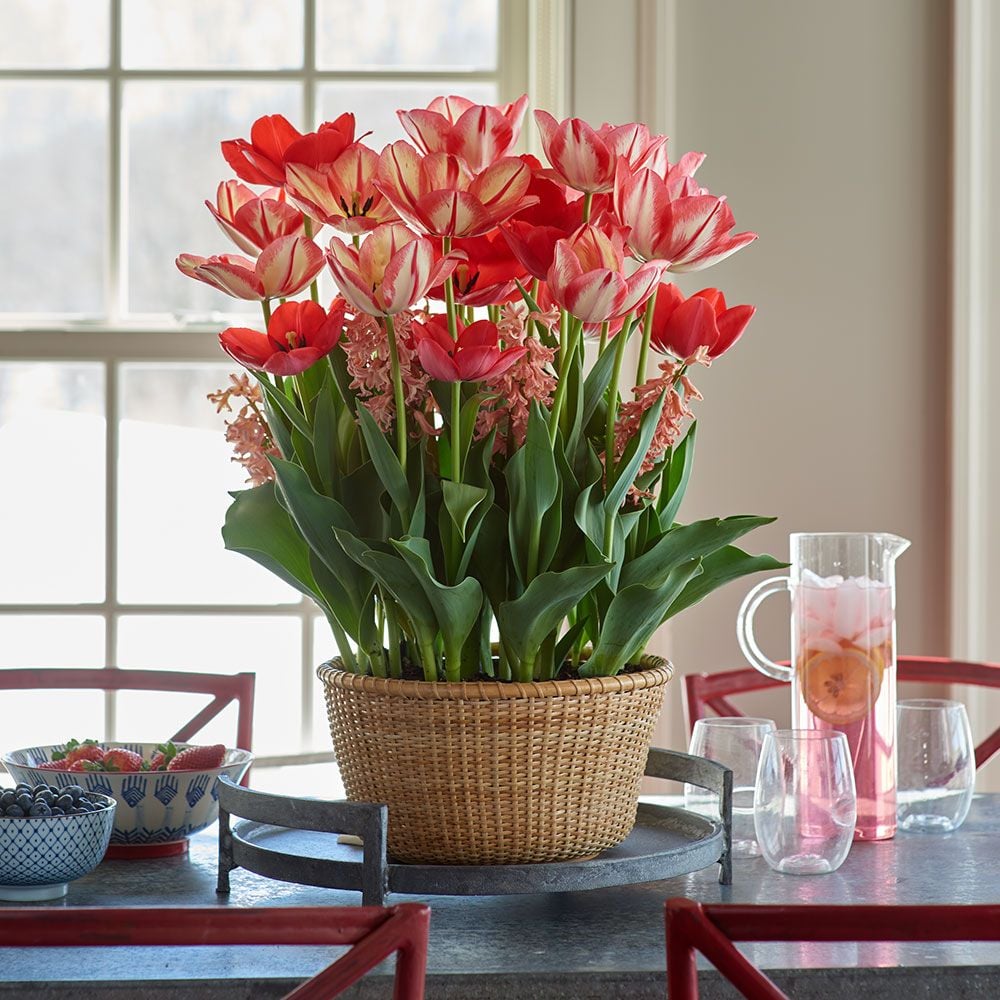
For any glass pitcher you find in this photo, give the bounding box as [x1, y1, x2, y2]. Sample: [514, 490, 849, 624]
[737, 532, 910, 841]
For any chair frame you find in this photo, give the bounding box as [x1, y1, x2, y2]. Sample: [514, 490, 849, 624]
[0, 904, 430, 1000]
[683, 655, 1000, 768]
[0, 667, 255, 752]
[665, 898, 1000, 1000]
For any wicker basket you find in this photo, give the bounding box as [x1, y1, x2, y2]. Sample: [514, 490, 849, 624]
[317, 657, 672, 865]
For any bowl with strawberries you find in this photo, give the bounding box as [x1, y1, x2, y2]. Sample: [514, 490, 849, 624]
[1, 740, 253, 858]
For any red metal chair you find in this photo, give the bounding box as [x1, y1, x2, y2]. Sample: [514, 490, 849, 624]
[683, 656, 1000, 768]
[665, 899, 1000, 999]
[0, 904, 430, 1000]
[0, 667, 255, 752]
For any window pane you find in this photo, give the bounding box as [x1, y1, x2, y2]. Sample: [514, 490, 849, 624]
[117, 615, 303, 756]
[0, 364, 105, 603]
[0, 616, 105, 668]
[117, 364, 297, 604]
[122, 0, 303, 70]
[317, 0, 497, 71]
[0, 1, 108, 69]
[0, 690, 107, 754]
[0, 83, 107, 315]
[319, 82, 498, 149]
[252, 761, 343, 798]
[124, 82, 300, 316]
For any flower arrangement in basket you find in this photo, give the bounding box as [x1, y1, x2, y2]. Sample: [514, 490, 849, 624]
[178, 95, 784, 865]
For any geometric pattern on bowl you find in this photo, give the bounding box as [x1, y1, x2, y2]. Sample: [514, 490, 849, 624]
[0, 798, 116, 886]
[2, 744, 254, 846]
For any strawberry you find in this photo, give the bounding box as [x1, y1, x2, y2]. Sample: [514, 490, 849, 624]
[52, 739, 104, 766]
[167, 744, 226, 771]
[36, 761, 68, 771]
[68, 760, 89, 772]
[102, 748, 144, 772]
[145, 741, 178, 772]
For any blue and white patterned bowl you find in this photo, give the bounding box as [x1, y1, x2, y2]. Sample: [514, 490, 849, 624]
[2, 743, 253, 854]
[0, 793, 115, 901]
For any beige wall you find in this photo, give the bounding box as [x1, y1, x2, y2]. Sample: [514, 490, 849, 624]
[572, 0, 953, 757]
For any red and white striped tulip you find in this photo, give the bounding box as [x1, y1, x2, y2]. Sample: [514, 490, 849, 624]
[398, 94, 530, 172]
[647, 283, 755, 360]
[325, 222, 460, 316]
[613, 160, 757, 271]
[533, 111, 667, 194]
[219, 299, 347, 376]
[546, 223, 665, 324]
[175, 235, 325, 301]
[206, 181, 305, 256]
[285, 143, 398, 235]
[374, 142, 538, 239]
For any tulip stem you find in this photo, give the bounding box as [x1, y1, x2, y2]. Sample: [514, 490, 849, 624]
[582, 192, 593, 223]
[451, 381, 463, 483]
[442, 236, 459, 340]
[302, 218, 321, 304]
[604, 310, 635, 493]
[636, 289, 658, 386]
[383, 313, 408, 472]
[548, 313, 582, 444]
[598, 321, 610, 354]
[261, 298, 272, 327]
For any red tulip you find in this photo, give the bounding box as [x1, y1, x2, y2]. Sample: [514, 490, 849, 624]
[647, 283, 755, 360]
[533, 111, 667, 194]
[221, 114, 303, 187]
[176, 235, 325, 301]
[428, 230, 528, 307]
[546, 223, 664, 324]
[613, 160, 757, 271]
[281, 113, 356, 170]
[285, 142, 398, 235]
[326, 222, 459, 316]
[206, 181, 304, 255]
[410, 315, 527, 383]
[219, 300, 346, 376]
[398, 94, 529, 172]
[375, 142, 538, 238]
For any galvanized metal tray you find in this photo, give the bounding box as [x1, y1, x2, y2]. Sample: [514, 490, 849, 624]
[217, 748, 732, 906]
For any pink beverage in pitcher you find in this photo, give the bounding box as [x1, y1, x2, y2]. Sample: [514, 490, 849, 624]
[738, 533, 910, 841]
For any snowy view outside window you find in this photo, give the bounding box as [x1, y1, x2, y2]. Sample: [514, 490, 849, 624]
[0, 0, 504, 792]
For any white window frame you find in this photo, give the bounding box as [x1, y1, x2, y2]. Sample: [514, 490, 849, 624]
[0, 0, 544, 767]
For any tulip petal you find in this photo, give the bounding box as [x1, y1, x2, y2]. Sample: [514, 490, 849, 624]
[257, 235, 324, 298]
[712, 303, 756, 357]
[263, 347, 324, 376]
[563, 269, 627, 324]
[416, 190, 492, 238]
[416, 337, 460, 381]
[219, 326, 273, 369]
[397, 108, 452, 155]
[380, 238, 434, 314]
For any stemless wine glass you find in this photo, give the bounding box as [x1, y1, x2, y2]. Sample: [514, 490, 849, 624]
[685, 717, 776, 858]
[897, 699, 975, 833]
[754, 730, 857, 874]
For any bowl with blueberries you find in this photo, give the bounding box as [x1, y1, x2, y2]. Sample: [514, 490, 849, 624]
[0, 783, 116, 901]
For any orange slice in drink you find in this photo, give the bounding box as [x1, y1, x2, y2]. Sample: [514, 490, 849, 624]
[799, 647, 882, 725]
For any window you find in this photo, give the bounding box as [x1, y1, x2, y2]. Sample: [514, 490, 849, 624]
[0, 0, 526, 789]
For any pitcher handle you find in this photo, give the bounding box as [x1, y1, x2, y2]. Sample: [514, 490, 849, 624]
[736, 576, 793, 682]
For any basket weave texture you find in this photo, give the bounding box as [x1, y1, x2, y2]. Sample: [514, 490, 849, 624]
[317, 658, 672, 865]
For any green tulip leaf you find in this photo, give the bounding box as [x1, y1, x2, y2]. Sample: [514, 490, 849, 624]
[658, 421, 696, 527]
[665, 545, 788, 619]
[442, 481, 489, 542]
[606, 389, 665, 514]
[356, 402, 411, 520]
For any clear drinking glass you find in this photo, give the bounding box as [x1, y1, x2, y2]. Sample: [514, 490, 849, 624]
[897, 699, 975, 833]
[754, 730, 857, 875]
[684, 717, 776, 858]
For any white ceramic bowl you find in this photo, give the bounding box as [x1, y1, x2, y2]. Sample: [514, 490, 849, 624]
[0, 790, 116, 900]
[3, 743, 253, 857]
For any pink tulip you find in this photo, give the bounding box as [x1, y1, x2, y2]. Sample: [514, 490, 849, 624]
[176, 235, 325, 301]
[546, 223, 664, 324]
[375, 142, 538, 239]
[533, 111, 667, 194]
[219, 300, 346, 376]
[285, 142, 398, 235]
[410, 315, 527, 383]
[613, 160, 757, 271]
[206, 181, 305, 256]
[647, 283, 755, 360]
[221, 114, 303, 187]
[398, 94, 529, 172]
[325, 222, 459, 316]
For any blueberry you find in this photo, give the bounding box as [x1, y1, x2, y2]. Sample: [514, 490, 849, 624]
[75, 802, 93, 813]
[16, 794, 32, 812]
[49, 807, 64, 816]
[14, 784, 32, 795]
[56, 795, 74, 812]
[47, 785, 60, 796]
[35, 790, 55, 806]
[0, 791, 15, 808]
[4, 805, 25, 817]
[28, 802, 51, 817]
[64, 785, 84, 800]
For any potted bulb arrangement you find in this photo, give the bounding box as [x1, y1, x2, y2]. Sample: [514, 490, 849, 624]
[179, 95, 782, 865]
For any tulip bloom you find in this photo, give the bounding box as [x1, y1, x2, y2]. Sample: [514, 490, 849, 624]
[219, 300, 346, 376]
[176, 235, 325, 301]
[428, 230, 527, 307]
[221, 114, 302, 187]
[281, 112, 356, 170]
[206, 180, 304, 256]
[326, 222, 459, 316]
[375, 142, 538, 239]
[613, 160, 757, 271]
[398, 94, 529, 172]
[546, 224, 664, 324]
[410, 315, 527, 383]
[533, 111, 667, 194]
[285, 142, 398, 235]
[648, 283, 755, 360]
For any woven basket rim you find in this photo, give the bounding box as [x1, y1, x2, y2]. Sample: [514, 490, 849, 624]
[316, 656, 673, 701]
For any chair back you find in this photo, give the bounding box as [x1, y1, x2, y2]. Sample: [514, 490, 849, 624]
[0, 904, 430, 1000]
[683, 656, 1000, 768]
